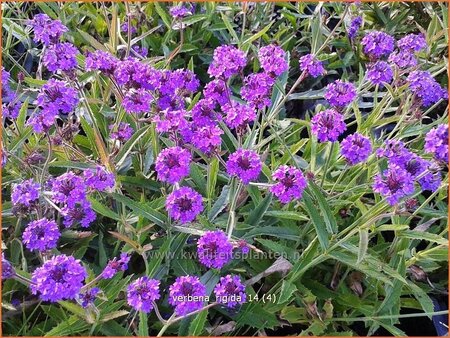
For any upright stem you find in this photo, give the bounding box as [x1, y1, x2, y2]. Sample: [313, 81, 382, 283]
[226, 178, 242, 239]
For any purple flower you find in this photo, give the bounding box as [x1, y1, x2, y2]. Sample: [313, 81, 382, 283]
[270, 165, 307, 204]
[361, 31, 395, 59]
[169, 5, 192, 19]
[37, 78, 78, 114]
[2, 254, 15, 280]
[183, 123, 223, 156]
[241, 73, 274, 109]
[23, 218, 60, 252]
[173, 69, 200, 95]
[424, 124, 448, 162]
[401, 154, 441, 192]
[299, 54, 326, 78]
[373, 164, 415, 205]
[311, 109, 347, 142]
[169, 275, 207, 316]
[2, 68, 20, 119]
[367, 61, 393, 86]
[407, 71, 448, 107]
[348, 16, 362, 40]
[208, 45, 247, 79]
[61, 200, 96, 228]
[121, 20, 137, 34]
[110, 122, 133, 142]
[223, 102, 256, 131]
[153, 109, 189, 135]
[102, 253, 131, 279]
[191, 99, 219, 126]
[203, 79, 230, 106]
[132, 45, 148, 58]
[127, 277, 161, 313]
[197, 230, 233, 269]
[84, 166, 115, 191]
[226, 149, 262, 184]
[27, 108, 59, 133]
[340, 133, 372, 165]
[28, 14, 67, 45]
[324, 80, 357, 108]
[398, 33, 427, 52]
[258, 44, 288, 77]
[79, 287, 100, 308]
[31, 255, 87, 302]
[11, 179, 40, 208]
[122, 89, 152, 114]
[165, 187, 204, 224]
[418, 170, 442, 192]
[85, 50, 118, 74]
[376, 139, 412, 166]
[43, 42, 78, 72]
[388, 50, 417, 69]
[50, 172, 87, 208]
[114, 58, 161, 90]
[214, 274, 246, 308]
[155, 146, 192, 184]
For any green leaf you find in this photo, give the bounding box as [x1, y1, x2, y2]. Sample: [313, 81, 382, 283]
[302, 193, 329, 250]
[247, 193, 272, 227]
[188, 309, 208, 336]
[88, 197, 121, 221]
[308, 183, 338, 234]
[357, 229, 369, 264]
[115, 126, 150, 168]
[278, 280, 297, 304]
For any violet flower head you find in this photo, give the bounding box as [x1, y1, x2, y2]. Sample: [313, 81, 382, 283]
[241, 73, 274, 109]
[376, 139, 413, 166]
[226, 149, 262, 184]
[122, 89, 152, 114]
[407, 71, 448, 107]
[114, 58, 161, 90]
[2, 254, 15, 280]
[102, 253, 131, 279]
[79, 287, 100, 308]
[340, 133, 372, 165]
[401, 154, 441, 192]
[388, 50, 417, 69]
[84, 166, 115, 191]
[61, 200, 96, 228]
[132, 45, 148, 58]
[153, 109, 189, 135]
[37, 78, 78, 114]
[50, 171, 87, 208]
[155, 146, 192, 184]
[11, 179, 40, 208]
[214, 274, 246, 308]
[27, 108, 59, 133]
[310, 109, 347, 143]
[191, 99, 219, 126]
[258, 44, 288, 77]
[121, 20, 137, 34]
[373, 164, 415, 205]
[348, 16, 362, 40]
[85, 50, 118, 74]
[127, 277, 161, 313]
[270, 165, 307, 204]
[31, 254, 87, 302]
[361, 31, 395, 59]
[169, 275, 207, 316]
[184, 123, 223, 156]
[367, 61, 393, 86]
[110, 122, 134, 142]
[23, 218, 60, 252]
[398, 33, 427, 52]
[299, 54, 326, 78]
[208, 45, 247, 79]
[169, 5, 192, 20]
[324, 80, 357, 109]
[203, 79, 230, 106]
[223, 102, 256, 131]
[424, 124, 448, 162]
[28, 14, 67, 45]
[197, 230, 233, 269]
[173, 69, 200, 95]
[43, 42, 79, 72]
[165, 187, 204, 224]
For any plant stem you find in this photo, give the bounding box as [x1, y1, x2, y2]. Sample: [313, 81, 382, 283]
[321, 142, 336, 188]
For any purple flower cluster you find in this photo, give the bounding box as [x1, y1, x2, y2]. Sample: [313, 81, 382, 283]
[311, 109, 347, 142]
[223, 102, 256, 131]
[373, 164, 415, 205]
[84, 166, 115, 191]
[367, 61, 393, 86]
[127, 277, 161, 313]
[31, 254, 87, 302]
[208, 45, 247, 79]
[241, 73, 275, 109]
[361, 31, 395, 59]
[398, 33, 427, 52]
[348, 16, 362, 40]
[110, 122, 133, 142]
[183, 123, 223, 156]
[169, 5, 191, 19]
[226, 149, 262, 184]
[85, 50, 118, 74]
[2, 67, 20, 119]
[166, 187, 204, 224]
[407, 71, 448, 107]
[155, 146, 192, 184]
[214, 274, 246, 308]
[23, 218, 60, 252]
[43, 42, 79, 72]
[11, 179, 40, 209]
[197, 230, 233, 269]
[270, 166, 307, 204]
[299, 54, 326, 78]
[324, 80, 357, 109]
[258, 44, 288, 77]
[79, 287, 100, 308]
[340, 133, 372, 165]
[61, 200, 96, 228]
[388, 51, 417, 69]
[169, 275, 207, 316]
[203, 80, 230, 106]
[425, 124, 448, 162]
[28, 14, 67, 45]
[122, 88, 153, 114]
[102, 253, 131, 279]
[2, 254, 15, 280]
[376, 139, 411, 166]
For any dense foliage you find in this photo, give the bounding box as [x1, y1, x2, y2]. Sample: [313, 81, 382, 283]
[1, 2, 449, 336]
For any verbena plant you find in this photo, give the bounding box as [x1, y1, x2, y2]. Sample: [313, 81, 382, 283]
[1, 1, 448, 336]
